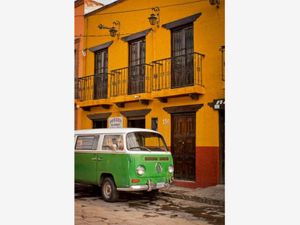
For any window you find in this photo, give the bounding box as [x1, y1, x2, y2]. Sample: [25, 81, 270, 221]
[74, 40, 80, 77]
[102, 135, 124, 150]
[151, 118, 158, 131]
[127, 117, 145, 129]
[171, 24, 194, 88]
[74, 49, 78, 76]
[126, 132, 167, 152]
[75, 135, 99, 150]
[94, 49, 108, 99]
[95, 49, 108, 75]
[93, 119, 107, 128]
[128, 38, 145, 94]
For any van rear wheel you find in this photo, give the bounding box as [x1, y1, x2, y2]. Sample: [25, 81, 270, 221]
[101, 177, 119, 202]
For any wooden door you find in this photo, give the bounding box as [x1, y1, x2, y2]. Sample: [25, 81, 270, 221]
[171, 24, 194, 88]
[94, 49, 108, 99]
[172, 112, 196, 181]
[219, 109, 225, 184]
[129, 38, 145, 94]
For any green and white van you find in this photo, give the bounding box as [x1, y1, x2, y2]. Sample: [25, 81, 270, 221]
[75, 128, 174, 202]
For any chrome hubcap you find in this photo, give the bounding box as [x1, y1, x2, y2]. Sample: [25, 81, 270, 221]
[103, 182, 112, 199]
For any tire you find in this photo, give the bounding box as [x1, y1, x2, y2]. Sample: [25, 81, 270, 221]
[101, 177, 119, 202]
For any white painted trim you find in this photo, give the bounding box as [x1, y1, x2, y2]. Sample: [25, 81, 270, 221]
[74, 150, 171, 155]
[74, 128, 161, 135]
[124, 151, 171, 155]
[75, 150, 97, 154]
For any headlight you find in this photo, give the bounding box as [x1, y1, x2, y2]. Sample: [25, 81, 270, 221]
[168, 165, 174, 173]
[136, 165, 145, 176]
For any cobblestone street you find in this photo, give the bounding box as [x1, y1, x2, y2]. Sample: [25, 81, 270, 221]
[75, 184, 224, 225]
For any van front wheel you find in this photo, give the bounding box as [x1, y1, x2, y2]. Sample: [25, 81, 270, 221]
[101, 177, 119, 202]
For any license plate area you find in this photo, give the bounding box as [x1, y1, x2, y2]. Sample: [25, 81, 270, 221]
[156, 182, 165, 188]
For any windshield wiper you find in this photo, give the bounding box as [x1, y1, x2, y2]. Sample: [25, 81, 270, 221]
[128, 146, 151, 152]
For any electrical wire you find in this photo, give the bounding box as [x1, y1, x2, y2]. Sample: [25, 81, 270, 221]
[75, 32, 132, 38]
[75, 17, 221, 38]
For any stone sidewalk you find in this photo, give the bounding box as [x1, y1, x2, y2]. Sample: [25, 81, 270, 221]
[160, 184, 224, 206]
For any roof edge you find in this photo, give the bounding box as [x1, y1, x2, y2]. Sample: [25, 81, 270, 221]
[74, 128, 160, 134]
[75, 0, 84, 8]
[85, 0, 125, 17]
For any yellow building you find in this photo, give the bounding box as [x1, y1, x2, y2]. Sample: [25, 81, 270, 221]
[75, 0, 225, 188]
[74, 0, 85, 130]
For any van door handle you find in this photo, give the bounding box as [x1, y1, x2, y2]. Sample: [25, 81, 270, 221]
[97, 157, 103, 161]
[91, 157, 97, 160]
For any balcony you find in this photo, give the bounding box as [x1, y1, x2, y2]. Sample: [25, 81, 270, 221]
[110, 64, 152, 105]
[75, 74, 111, 110]
[151, 52, 205, 100]
[75, 52, 205, 108]
[75, 77, 79, 100]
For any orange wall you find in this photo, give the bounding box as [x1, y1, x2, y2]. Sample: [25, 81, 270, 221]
[75, 1, 85, 130]
[79, 0, 224, 147]
[75, 1, 85, 77]
[75, 0, 225, 187]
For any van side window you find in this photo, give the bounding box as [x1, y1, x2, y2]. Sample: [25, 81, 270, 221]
[102, 135, 124, 150]
[75, 135, 99, 150]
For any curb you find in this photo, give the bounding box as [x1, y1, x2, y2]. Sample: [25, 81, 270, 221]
[159, 191, 224, 206]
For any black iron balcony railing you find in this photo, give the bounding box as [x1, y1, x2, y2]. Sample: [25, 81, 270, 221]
[75, 73, 108, 101]
[152, 52, 204, 91]
[75, 53, 205, 102]
[110, 64, 152, 97]
[75, 77, 79, 99]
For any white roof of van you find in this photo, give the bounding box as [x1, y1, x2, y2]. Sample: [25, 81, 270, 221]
[74, 128, 161, 135]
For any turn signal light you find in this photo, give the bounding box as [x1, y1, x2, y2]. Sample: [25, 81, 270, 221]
[131, 179, 140, 183]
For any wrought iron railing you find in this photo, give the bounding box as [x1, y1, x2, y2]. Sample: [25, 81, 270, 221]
[75, 77, 79, 99]
[152, 52, 204, 91]
[75, 53, 205, 102]
[75, 73, 108, 101]
[110, 64, 152, 97]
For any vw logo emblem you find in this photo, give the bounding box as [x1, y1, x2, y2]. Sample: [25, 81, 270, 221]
[156, 162, 163, 173]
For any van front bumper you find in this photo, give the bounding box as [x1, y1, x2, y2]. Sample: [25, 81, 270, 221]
[117, 179, 173, 192]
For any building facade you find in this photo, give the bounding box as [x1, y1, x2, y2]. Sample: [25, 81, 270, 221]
[75, 0, 225, 188]
[75, 0, 104, 129]
[75, 0, 84, 130]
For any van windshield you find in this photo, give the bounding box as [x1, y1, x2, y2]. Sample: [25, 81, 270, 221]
[126, 132, 168, 152]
